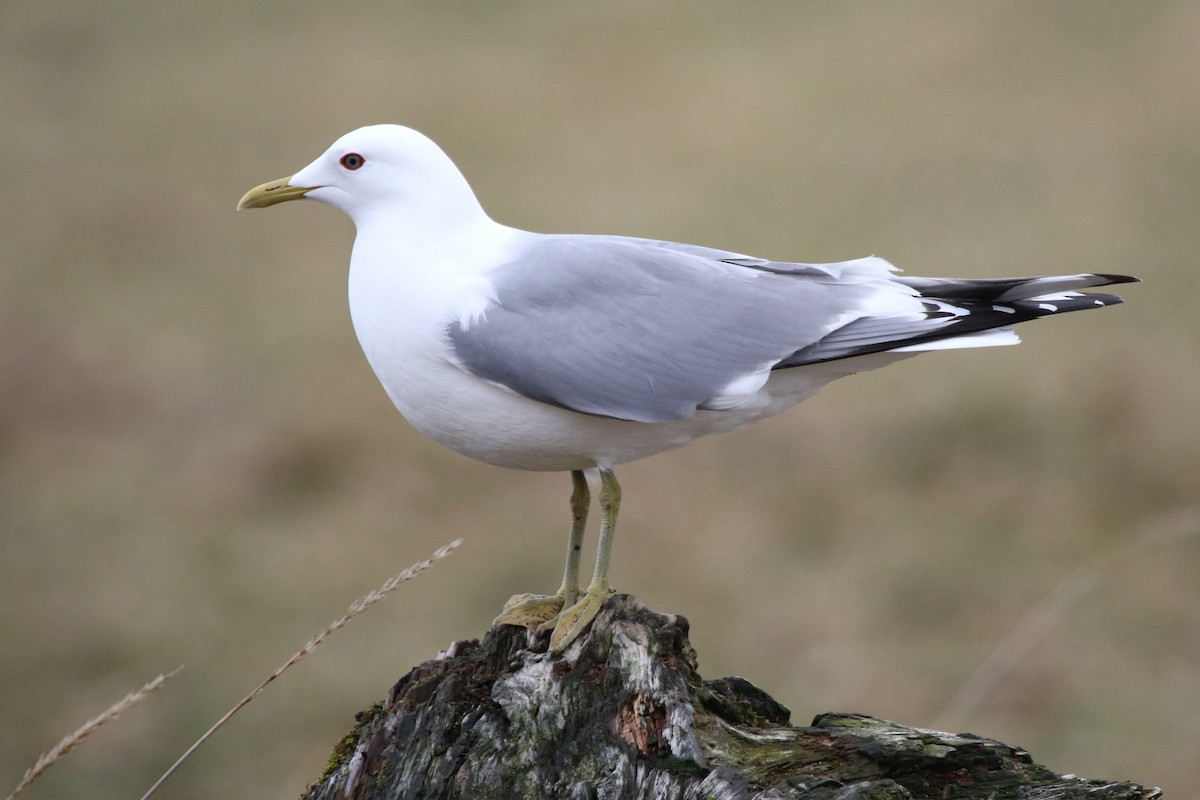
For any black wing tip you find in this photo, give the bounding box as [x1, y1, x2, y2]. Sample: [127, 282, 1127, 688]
[1066, 291, 1124, 308]
[1093, 273, 1140, 286]
[1016, 291, 1126, 313]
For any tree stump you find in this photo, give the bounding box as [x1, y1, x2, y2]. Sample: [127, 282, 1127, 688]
[302, 595, 1161, 799]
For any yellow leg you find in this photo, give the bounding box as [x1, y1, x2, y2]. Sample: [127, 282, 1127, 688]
[549, 468, 620, 653]
[494, 470, 590, 630]
[558, 469, 590, 607]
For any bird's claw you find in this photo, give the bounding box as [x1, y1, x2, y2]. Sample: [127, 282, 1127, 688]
[548, 586, 614, 653]
[493, 592, 568, 631]
[494, 586, 616, 653]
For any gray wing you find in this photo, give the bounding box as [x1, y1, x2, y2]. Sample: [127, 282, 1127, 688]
[446, 235, 1136, 422]
[446, 235, 870, 423]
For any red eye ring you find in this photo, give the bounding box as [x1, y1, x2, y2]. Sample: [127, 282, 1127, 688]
[340, 152, 365, 170]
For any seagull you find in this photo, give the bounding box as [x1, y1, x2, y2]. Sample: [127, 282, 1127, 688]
[238, 124, 1135, 653]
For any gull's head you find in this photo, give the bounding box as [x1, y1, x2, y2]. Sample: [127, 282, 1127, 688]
[237, 124, 483, 227]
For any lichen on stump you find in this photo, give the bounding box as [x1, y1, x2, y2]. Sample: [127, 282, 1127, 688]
[302, 595, 1161, 800]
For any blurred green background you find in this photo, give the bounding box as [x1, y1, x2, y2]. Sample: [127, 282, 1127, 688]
[2, 2, 1197, 797]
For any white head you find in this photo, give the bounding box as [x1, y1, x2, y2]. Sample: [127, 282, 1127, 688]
[238, 125, 486, 229]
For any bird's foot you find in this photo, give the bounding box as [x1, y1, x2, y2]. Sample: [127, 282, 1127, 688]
[548, 584, 615, 654]
[493, 591, 571, 632]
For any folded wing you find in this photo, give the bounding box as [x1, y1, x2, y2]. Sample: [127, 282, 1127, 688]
[447, 234, 1135, 422]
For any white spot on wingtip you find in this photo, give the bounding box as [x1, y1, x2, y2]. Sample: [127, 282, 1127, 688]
[992, 304, 1016, 314]
[1037, 303, 1058, 312]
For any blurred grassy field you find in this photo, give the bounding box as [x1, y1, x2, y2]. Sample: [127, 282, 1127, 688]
[2, 2, 1198, 797]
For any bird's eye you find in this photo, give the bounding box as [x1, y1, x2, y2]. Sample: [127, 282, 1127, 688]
[339, 152, 365, 170]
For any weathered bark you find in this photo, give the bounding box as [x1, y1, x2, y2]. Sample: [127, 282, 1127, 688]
[303, 595, 1161, 800]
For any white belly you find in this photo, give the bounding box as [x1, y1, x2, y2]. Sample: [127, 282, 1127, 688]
[365, 352, 818, 471]
[351, 311, 901, 471]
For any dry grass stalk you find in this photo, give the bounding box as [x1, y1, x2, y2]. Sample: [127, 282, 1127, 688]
[935, 506, 1200, 729]
[138, 537, 463, 800]
[5, 667, 183, 800]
